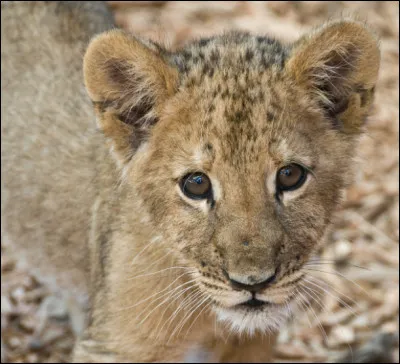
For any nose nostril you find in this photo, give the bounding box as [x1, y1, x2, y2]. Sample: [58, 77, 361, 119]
[228, 272, 277, 292]
[264, 273, 276, 285]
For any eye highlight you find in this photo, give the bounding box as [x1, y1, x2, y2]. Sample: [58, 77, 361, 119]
[276, 164, 307, 192]
[180, 172, 212, 200]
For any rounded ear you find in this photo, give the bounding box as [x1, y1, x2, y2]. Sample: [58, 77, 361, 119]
[83, 29, 179, 166]
[285, 20, 380, 133]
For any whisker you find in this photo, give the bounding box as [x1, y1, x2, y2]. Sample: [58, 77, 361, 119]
[183, 299, 213, 341]
[129, 250, 173, 276]
[136, 281, 198, 326]
[159, 290, 204, 338]
[302, 276, 363, 317]
[304, 267, 372, 301]
[132, 282, 198, 325]
[305, 262, 370, 271]
[130, 237, 161, 266]
[297, 287, 329, 343]
[299, 282, 330, 315]
[225, 316, 236, 342]
[169, 295, 210, 343]
[294, 288, 316, 329]
[301, 279, 357, 360]
[214, 311, 217, 338]
[117, 273, 195, 311]
[127, 266, 196, 281]
[133, 281, 199, 325]
[172, 294, 209, 340]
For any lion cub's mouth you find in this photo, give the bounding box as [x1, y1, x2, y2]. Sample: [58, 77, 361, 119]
[238, 298, 269, 309]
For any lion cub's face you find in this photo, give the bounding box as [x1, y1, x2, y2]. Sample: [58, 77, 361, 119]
[132, 70, 351, 333]
[84, 22, 379, 334]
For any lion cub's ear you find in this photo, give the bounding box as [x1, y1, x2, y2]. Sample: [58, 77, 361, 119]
[84, 29, 178, 166]
[286, 20, 380, 133]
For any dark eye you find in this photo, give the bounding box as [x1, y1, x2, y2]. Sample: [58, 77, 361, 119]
[276, 164, 307, 191]
[180, 172, 212, 199]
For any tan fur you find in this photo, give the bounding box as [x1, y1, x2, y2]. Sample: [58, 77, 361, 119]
[2, 2, 380, 362]
[1, 0, 115, 305]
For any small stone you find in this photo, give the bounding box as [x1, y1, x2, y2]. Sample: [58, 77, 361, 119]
[19, 315, 36, 332]
[11, 287, 25, 303]
[21, 276, 35, 290]
[28, 338, 43, 351]
[8, 336, 22, 349]
[45, 296, 68, 319]
[26, 353, 39, 363]
[320, 308, 354, 326]
[1, 296, 13, 314]
[40, 327, 66, 345]
[381, 321, 398, 333]
[334, 240, 352, 261]
[328, 325, 355, 347]
[24, 287, 47, 303]
[54, 337, 75, 351]
[351, 315, 370, 330]
[1, 256, 15, 272]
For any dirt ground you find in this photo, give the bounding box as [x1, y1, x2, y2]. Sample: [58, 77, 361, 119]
[1, 1, 399, 363]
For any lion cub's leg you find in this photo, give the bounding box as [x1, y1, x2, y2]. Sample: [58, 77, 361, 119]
[218, 334, 277, 363]
[210, 333, 277, 363]
[184, 331, 277, 363]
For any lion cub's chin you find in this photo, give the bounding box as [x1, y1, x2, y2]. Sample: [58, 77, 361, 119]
[213, 302, 293, 336]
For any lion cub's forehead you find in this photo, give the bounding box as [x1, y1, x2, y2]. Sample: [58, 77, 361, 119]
[172, 31, 288, 78]
[163, 32, 309, 170]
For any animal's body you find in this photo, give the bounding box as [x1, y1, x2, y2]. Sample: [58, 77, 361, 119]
[1, 1, 380, 362]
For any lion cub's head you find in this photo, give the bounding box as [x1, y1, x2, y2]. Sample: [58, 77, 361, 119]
[84, 20, 379, 334]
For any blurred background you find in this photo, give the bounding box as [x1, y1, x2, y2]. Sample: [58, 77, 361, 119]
[1, 1, 398, 362]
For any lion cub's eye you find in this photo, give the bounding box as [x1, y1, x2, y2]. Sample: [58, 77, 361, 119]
[276, 164, 307, 191]
[180, 172, 212, 200]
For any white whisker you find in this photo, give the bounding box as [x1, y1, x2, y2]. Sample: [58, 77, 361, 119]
[297, 287, 329, 343]
[302, 275, 363, 314]
[303, 267, 371, 297]
[158, 289, 204, 339]
[117, 273, 195, 311]
[127, 266, 196, 281]
[136, 281, 198, 326]
[169, 295, 210, 343]
[130, 236, 162, 266]
[294, 288, 314, 329]
[183, 299, 213, 340]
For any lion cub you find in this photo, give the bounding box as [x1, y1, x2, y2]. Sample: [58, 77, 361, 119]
[2, 2, 380, 362]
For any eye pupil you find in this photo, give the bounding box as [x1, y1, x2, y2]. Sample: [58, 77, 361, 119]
[180, 172, 212, 199]
[276, 164, 306, 191]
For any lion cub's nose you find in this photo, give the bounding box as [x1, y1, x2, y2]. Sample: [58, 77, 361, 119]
[224, 271, 277, 293]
